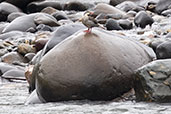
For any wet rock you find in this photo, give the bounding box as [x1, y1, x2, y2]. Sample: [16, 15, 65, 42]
[34, 13, 60, 27]
[155, 0, 171, 14]
[27, 1, 62, 13]
[105, 18, 123, 30]
[134, 11, 154, 28]
[43, 23, 86, 54]
[93, 3, 127, 19]
[1, 52, 27, 64]
[17, 43, 36, 55]
[118, 19, 133, 30]
[156, 41, 171, 59]
[63, 1, 88, 11]
[34, 28, 155, 102]
[116, 1, 144, 12]
[0, 2, 22, 21]
[52, 11, 69, 21]
[134, 59, 171, 102]
[161, 9, 171, 17]
[7, 12, 26, 22]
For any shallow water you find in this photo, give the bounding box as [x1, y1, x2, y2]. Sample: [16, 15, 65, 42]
[0, 82, 171, 114]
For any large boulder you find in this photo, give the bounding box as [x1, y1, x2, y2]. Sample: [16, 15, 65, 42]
[33, 28, 155, 102]
[134, 59, 171, 102]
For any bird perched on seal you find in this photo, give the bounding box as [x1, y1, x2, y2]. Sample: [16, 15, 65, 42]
[79, 11, 103, 33]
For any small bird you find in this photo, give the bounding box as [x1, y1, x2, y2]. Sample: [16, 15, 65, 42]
[79, 11, 99, 33]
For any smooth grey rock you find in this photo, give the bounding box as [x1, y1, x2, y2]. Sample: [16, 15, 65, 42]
[155, 0, 171, 14]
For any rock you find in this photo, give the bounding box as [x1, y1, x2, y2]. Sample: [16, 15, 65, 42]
[161, 9, 171, 16]
[36, 24, 53, 32]
[134, 11, 154, 28]
[134, 59, 171, 102]
[34, 13, 60, 27]
[63, 1, 88, 11]
[149, 40, 165, 52]
[105, 18, 123, 30]
[52, 11, 68, 21]
[126, 10, 137, 17]
[27, 1, 62, 13]
[41, 7, 57, 15]
[156, 41, 171, 59]
[25, 90, 42, 104]
[17, 43, 36, 55]
[35, 38, 48, 52]
[155, 0, 171, 14]
[34, 28, 155, 102]
[0, 62, 17, 75]
[2, 13, 58, 33]
[5, 0, 38, 10]
[93, 3, 127, 19]
[7, 12, 26, 22]
[166, 32, 171, 38]
[24, 53, 35, 62]
[42, 23, 86, 54]
[2, 69, 25, 79]
[0, 2, 22, 21]
[0, 31, 23, 40]
[116, 1, 144, 12]
[118, 19, 133, 30]
[1, 52, 27, 64]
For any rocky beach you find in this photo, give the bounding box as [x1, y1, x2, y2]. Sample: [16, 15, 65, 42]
[0, 0, 171, 113]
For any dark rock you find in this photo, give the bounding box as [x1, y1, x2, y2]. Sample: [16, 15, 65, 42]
[116, 1, 144, 12]
[134, 59, 171, 102]
[63, 1, 88, 11]
[5, 0, 39, 10]
[134, 11, 154, 28]
[118, 19, 133, 30]
[161, 9, 171, 16]
[105, 18, 123, 30]
[27, 1, 62, 13]
[34, 28, 155, 102]
[0, 2, 22, 21]
[7, 12, 26, 22]
[155, 0, 171, 14]
[149, 40, 165, 53]
[156, 41, 171, 59]
[52, 11, 68, 21]
[43, 23, 86, 54]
